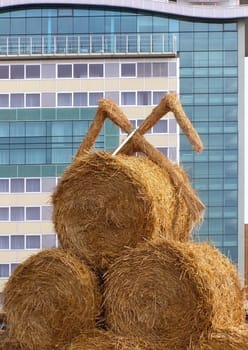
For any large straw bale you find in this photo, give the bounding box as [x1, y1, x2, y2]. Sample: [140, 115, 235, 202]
[52, 151, 200, 272]
[63, 329, 164, 350]
[192, 326, 248, 350]
[103, 239, 244, 350]
[3, 248, 101, 350]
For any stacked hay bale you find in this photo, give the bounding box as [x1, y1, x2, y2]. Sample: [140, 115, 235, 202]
[2, 249, 101, 350]
[103, 239, 245, 350]
[2, 93, 247, 350]
[52, 151, 203, 273]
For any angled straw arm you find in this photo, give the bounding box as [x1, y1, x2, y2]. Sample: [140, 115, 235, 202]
[136, 93, 203, 153]
[75, 99, 134, 158]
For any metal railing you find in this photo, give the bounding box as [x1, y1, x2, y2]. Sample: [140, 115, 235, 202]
[0, 33, 177, 57]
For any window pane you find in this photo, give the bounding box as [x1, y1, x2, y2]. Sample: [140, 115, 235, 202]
[11, 235, 24, 249]
[0, 264, 9, 277]
[11, 179, 24, 193]
[89, 92, 103, 106]
[42, 93, 56, 107]
[153, 62, 168, 77]
[26, 122, 45, 136]
[0, 65, 9, 79]
[26, 94, 40, 107]
[10, 122, 25, 136]
[137, 63, 152, 77]
[26, 149, 45, 163]
[74, 92, 87, 106]
[169, 119, 177, 133]
[42, 206, 52, 220]
[11, 206, 24, 221]
[169, 62, 177, 77]
[42, 234, 57, 249]
[73, 63, 87, 78]
[121, 63, 136, 77]
[169, 147, 177, 162]
[26, 207, 40, 220]
[41, 177, 56, 192]
[58, 93, 72, 106]
[0, 208, 9, 220]
[153, 91, 167, 104]
[137, 91, 151, 105]
[0, 94, 9, 107]
[26, 179, 40, 192]
[105, 91, 119, 104]
[10, 65, 24, 79]
[121, 92, 136, 105]
[153, 120, 168, 133]
[26, 65, 40, 78]
[10, 93, 24, 108]
[105, 63, 119, 77]
[0, 236, 9, 249]
[0, 179, 9, 192]
[41, 64, 56, 78]
[26, 235, 40, 249]
[57, 64, 72, 78]
[89, 64, 103, 77]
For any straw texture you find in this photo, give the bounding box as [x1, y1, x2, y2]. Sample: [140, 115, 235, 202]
[192, 326, 248, 350]
[63, 329, 165, 350]
[3, 248, 101, 350]
[52, 151, 200, 272]
[0, 331, 22, 350]
[103, 239, 244, 350]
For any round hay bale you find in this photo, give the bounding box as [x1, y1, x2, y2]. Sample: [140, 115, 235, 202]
[103, 239, 244, 350]
[64, 329, 161, 350]
[193, 326, 248, 350]
[52, 151, 201, 272]
[3, 248, 101, 350]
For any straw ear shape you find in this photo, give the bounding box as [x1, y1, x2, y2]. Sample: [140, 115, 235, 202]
[76, 92, 203, 157]
[74, 93, 205, 222]
[138, 92, 204, 153]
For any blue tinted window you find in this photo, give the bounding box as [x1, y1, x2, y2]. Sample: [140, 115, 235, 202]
[180, 33, 193, 51]
[209, 32, 222, 51]
[27, 17, 41, 34]
[121, 16, 136, 32]
[194, 32, 208, 50]
[0, 18, 10, 34]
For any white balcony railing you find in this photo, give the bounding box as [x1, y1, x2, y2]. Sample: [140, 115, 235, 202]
[0, 33, 177, 57]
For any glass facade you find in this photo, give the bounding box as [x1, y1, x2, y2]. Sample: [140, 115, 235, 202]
[178, 21, 238, 263]
[0, 4, 239, 263]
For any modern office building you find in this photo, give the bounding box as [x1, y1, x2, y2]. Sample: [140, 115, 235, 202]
[0, 0, 247, 298]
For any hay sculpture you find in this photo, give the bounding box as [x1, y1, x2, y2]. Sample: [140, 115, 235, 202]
[2, 248, 101, 350]
[75, 93, 204, 221]
[192, 326, 248, 350]
[52, 93, 205, 272]
[103, 239, 244, 350]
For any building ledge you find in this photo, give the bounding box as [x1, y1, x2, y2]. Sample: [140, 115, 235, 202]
[0, 0, 248, 19]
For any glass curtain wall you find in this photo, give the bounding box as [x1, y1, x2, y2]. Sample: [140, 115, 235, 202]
[179, 20, 238, 263]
